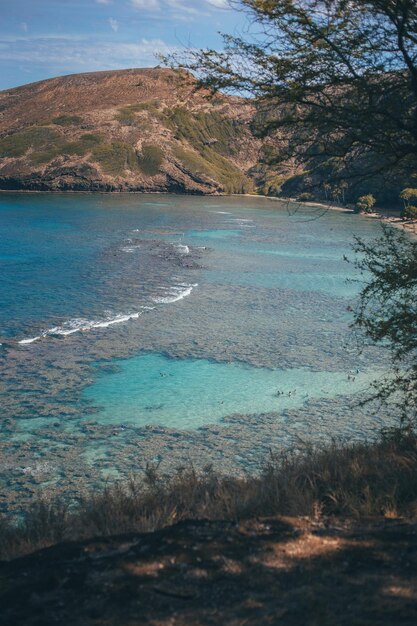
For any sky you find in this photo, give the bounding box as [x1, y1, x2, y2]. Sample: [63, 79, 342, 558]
[0, 0, 247, 90]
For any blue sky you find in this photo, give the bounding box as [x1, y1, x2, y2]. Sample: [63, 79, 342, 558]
[0, 0, 247, 90]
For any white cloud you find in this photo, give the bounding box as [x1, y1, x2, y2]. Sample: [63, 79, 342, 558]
[108, 18, 119, 32]
[131, 0, 229, 13]
[206, 0, 229, 7]
[96, 0, 112, 4]
[20, 22, 28, 33]
[131, 0, 160, 8]
[0, 36, 180, 73]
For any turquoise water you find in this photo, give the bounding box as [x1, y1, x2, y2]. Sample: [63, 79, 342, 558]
[84, 353, 376, 430]
[0, 193, 390, 510]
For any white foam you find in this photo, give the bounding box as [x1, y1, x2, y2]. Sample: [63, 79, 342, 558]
[18, 279, 197, 346]
[18, 310, 148, 345]
[18, 336, 41, 345]
[173, 244, 190, 255]
[121, 245, 141, 253]
[152, 283, 198, 304]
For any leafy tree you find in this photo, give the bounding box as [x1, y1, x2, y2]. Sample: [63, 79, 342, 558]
[171, 1, 417, 188]
[351, 227, 417, 426]
[171, 0, 417, 424]
[400, 188, 417, 205]
[400, 188, 417, 218]
[402, 204, 417, 220]
[355, 194, 376, 214]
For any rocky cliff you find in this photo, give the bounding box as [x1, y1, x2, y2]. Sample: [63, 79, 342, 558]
[0, 68, 261, 194]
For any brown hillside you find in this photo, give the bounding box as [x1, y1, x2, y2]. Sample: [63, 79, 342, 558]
[0, 68, 260, 194]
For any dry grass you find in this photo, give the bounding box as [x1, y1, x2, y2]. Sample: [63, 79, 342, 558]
[1, 432, 417, 561]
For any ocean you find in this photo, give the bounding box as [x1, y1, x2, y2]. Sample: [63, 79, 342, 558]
[0, 192, 390, 511]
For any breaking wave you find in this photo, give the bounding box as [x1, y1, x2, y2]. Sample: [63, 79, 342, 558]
[18, 281, 198, 346]
[151, 283, 198, 304]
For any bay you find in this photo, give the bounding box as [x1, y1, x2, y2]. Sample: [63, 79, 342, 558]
[0, 193, 389, 511]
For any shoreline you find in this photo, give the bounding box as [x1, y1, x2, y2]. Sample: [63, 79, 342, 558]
[244, 193, 417, 237]
[234, 193, 353, 213]
[2, 187, 416, 236]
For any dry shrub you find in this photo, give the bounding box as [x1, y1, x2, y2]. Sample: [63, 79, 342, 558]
[1, 432, 417, 561]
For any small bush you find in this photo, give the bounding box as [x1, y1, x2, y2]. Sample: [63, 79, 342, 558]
[52, 115, 83, 126]
[297, 192, 313, 202]
[400, 188, 417, 220]
[129, 100, 161, 113]
[115, 107, 137, 125]
[401, 204, 417, 220]
[355, 194, 376, 213]
[115, 102, 161, 125]
[63, 133, 103, 155]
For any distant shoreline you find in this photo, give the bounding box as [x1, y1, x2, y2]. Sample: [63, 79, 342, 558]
[243, 193, 417, 237]
[2, 188, 416, 236]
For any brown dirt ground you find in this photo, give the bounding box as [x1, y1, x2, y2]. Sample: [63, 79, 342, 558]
[1, 516, 417, 625]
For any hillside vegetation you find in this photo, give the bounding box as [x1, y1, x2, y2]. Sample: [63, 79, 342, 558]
[0, 67, 411, 205]
[0, 68, 258, 194]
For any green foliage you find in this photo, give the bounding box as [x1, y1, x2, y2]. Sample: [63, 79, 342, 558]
[115, 100, 161, 125]
[173, 146, 210, 176]
[113, 104, 247, 187]
[401, 205, 417, 220]
[171, 1, 417, 188]
[0, 127, 60, 158]
[29, 148, 62, 165]
[0, 125, 104, 165]
[52, 115, 83, 126]
[355, 194, 376, 214]
[400, 188, 417, 203]
[92, 141, 138, 176]
[173, 145, 252, 194]
[115, 107, 137, 125]
[64, 134, 103, 154]
[350, 227, 417, 425]
[400, 188, 417, 219]
[30, 133, 103, 165]
[164, 107, 238, 157]
[130, 99, 161, 112]
[137, 144, 164, 176]
[259, 172, 289, 196]
[297, 192, 313, 202]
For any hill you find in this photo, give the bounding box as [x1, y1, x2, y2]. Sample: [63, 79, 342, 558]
[0, 68, 260, 194]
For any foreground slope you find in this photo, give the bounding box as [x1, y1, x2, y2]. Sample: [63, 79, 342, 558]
[0, 68, 259, 193]
[2, 517, 417, 626]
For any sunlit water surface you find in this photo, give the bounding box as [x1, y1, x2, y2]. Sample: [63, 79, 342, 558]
[0, 193, 390, 511]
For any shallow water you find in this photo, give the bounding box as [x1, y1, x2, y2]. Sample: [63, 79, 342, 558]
[84, 353, 377, 430]
[0, 193, 390, 511]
